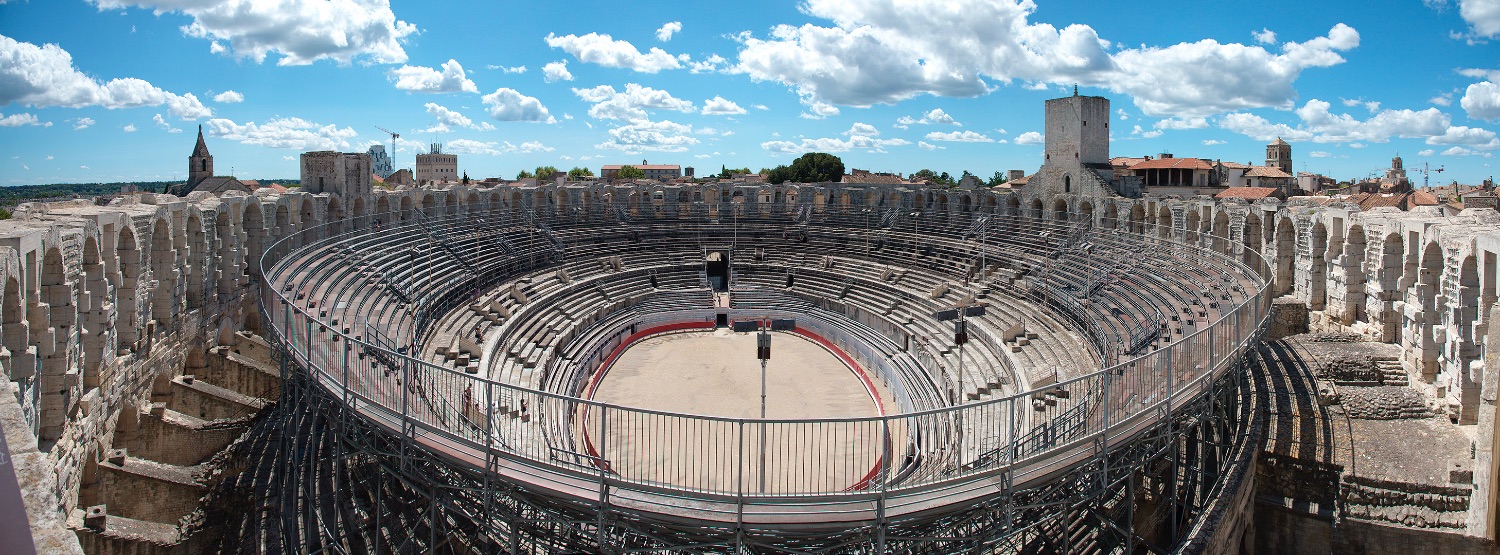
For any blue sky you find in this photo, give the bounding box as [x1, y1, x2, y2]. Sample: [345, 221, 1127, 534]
[2, 0, 1499, 186]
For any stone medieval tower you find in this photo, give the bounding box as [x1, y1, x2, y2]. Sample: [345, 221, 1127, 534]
[188, 125, 213, 190]
[1266, 137, 1292, 174]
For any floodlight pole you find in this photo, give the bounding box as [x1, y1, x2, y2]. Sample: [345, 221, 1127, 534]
[757, 319, 770, 493]
[979, 215, 988, 283]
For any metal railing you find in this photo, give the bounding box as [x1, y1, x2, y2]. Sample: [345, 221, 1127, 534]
[260, 201, 1272, 520]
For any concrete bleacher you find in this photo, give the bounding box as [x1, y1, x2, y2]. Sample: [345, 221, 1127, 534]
[268, 203, 1266, 490]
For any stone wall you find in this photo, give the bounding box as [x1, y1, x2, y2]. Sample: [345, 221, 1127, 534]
[3, 180, 1500, 550]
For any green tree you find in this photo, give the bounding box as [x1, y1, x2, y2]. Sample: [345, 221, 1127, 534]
[461, 171, 470, 185]
[766, 165, 794, 184]
[534, 166, 559, 181]
[616, 165, 646, 179]
[567, 166, 595, 178]
[988, 171, 1008, 187]
[516, 169, 534, 180]
[911, 169, 939, 182]
[786, 152, 844, 183]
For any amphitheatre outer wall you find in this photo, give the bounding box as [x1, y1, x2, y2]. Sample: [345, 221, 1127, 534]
[2, 180, 1500, 552]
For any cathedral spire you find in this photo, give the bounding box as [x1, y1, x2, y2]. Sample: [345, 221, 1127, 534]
[191, 124, 210, 158]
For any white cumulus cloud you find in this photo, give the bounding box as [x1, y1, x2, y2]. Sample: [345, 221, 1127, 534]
[732, 0, 1358, 118]
[896, 108, 960, 128]
[596, 119, 700, 153]
[72, 117, 94, 130]
[0, 113, 49, 127]
[1014, 131, 1044, 145]
[1460, 0, 1500, 39]
[481, 88, 556, 123]
[545, 32, 681, 73]
[0, 35, 212, 119]
[573, 83, 694, 121]
[122, 124, 136, 132]
[701, 96, 746, 115]
[87, 0, 416, 65]
[213, 90, 244, 103]
[205, 116, 358, 150]
[925, 130, 994, 142]
[152, 113, 182, 133]
[656, 21, 682, 42]
[1463, 80, 1500, 121]
[389, 59, 478, 93]
[799, 100, 839, 119]
[1218, 99, 1480, 147]
[763, 123, 910, 154]
[423, 102, 492, 130]
[1253, 29, 1276, 44]
[542, 60, 573, 83]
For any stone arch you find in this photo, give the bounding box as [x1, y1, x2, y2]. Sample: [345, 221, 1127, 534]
[489, 192, 502, 212]
[1156, 204, 1172, 239]
[1129, 203, 1145, 234]
[1185, 209, 1201, 244]
[215, 209, 235, 301]
[150, 218, 177, 326]
[1242, 210, 1263, 268]
[79, 235, 109, 391]
[1211, 210, 1231, 254]
[1078, 200, 1094, 225]
[1332, 225, 1368, 325]
[327, 196, 344, 236]
[298, 198, 315, 245]
[1413, 240, 1445, 379]
[185, 213, 205, 309]
[465, 192, 479, 211]
[1101, 202, 1117, 229]
[1371, 233, 1405, 342]
[374, 196, 390, 222]
[274, 205, 291, 251]
[1308, 221, 1329, 310]
[39, 246, 77, 439]
[422, 193, 436, 217]
[350, 196, 365, 230]
[115, 224, 141, 349]
[1457, 254, 1482, 423]
[1005, 195, 1021, 216]
[1052, 198, 1069, 221]
[399, 196, 413, 221]
[1274, 217, 1295, 296]
[445, 193, 458, 216]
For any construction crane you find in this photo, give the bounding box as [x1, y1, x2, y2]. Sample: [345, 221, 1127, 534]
[375, 125, 400, 174]
[1414, 162, 1445, 189]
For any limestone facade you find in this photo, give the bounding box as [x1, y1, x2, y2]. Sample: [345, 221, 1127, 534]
[6, 180, 1500, 547]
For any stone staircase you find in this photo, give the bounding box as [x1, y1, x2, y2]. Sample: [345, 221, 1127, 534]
[71, 332, 281, 553]
[1342, 475, 1471, 530]
[1373, 357, 1407, 386]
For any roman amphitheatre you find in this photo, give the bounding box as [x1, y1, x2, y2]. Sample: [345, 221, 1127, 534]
[2, 94, 1500, 555]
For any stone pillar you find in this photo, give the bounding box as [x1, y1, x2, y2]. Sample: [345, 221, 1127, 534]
[1469, 303, 1500, 536]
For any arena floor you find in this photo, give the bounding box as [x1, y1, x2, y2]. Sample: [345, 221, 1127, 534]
[585, 329, 897, 494]
[592, 329, 885, 419]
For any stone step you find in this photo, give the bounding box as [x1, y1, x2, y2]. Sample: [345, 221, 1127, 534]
[168, 375, 268, 421]
[91, 451, 207, 524]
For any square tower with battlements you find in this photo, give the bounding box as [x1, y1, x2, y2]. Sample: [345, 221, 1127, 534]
[1031, 89, 1117, 200]
[301, 151, 373, 199]
[1045, 90, 1111, 168]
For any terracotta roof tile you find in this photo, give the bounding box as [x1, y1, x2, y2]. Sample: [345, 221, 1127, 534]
[1129, 157, 1213, 170]
[1214, 187, 1281, 200]
[1244, 166, 1292, 178]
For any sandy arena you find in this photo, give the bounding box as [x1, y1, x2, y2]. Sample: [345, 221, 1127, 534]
[585, 328, 896, 494]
